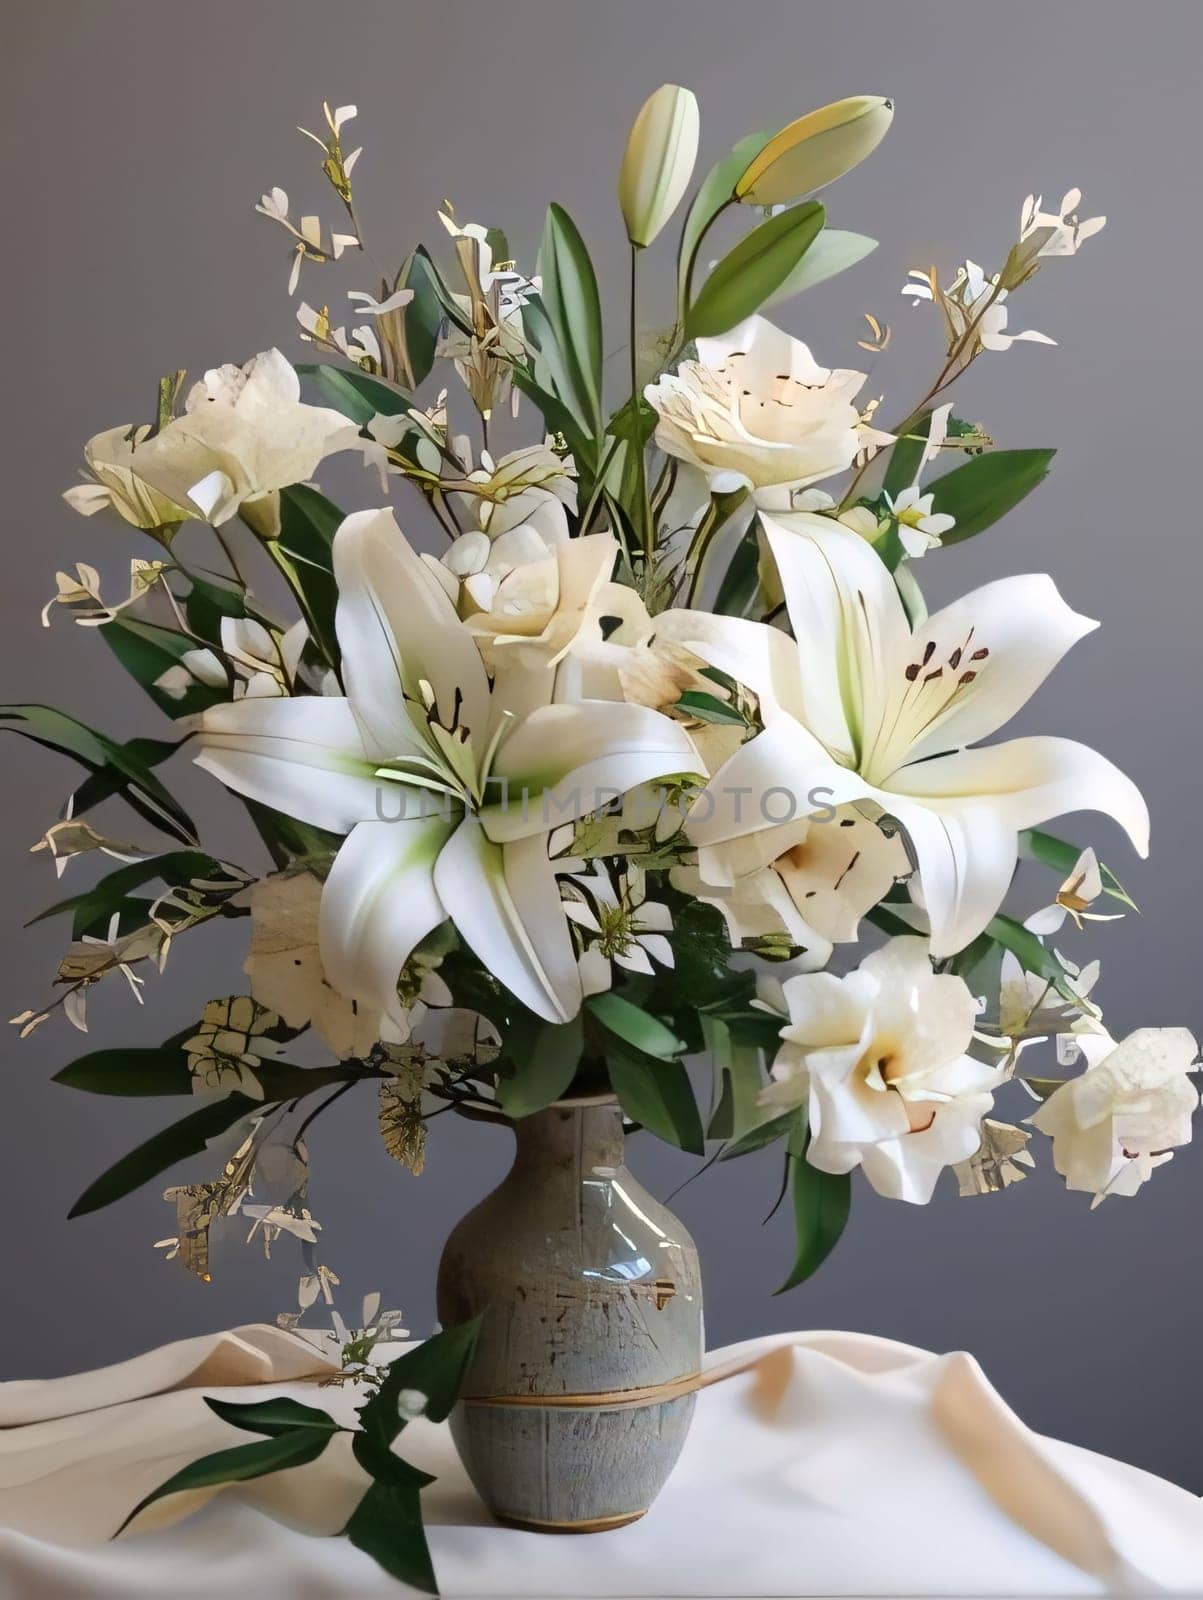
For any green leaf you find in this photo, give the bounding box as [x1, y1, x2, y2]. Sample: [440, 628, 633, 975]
[719, 1109, 798, 1161]
[116, 1429, 332, 1537]
[700, 1011, 770, 1142]
[54, 1035, 193, 1096]
[358, 1317, 482, 1449]
[101, 617, 228, 719]
[54, 1033, 351, 1102]
[0, 705, 196, 845]
[775, 1147, 851, 1293]
[677, 130, 773, 315]
[184, 574, 248, 642]
[713, 527, 762, 618]
[509, 359, 597, 477]
[929, 449, 1055, 545]
[205, 1395, 342, 1437]
[68, 1093, 258, 1217]
[396, 247, 445, 388]
[344, 1476, 437, 1596]
[893, 562, 927, 628]
[606, 1043, 705, 1155]
[979, 912, 1080, 1002]
[865, 902, 920, 940]
[535, 203, 604, 433]
[269, 484, 344, 669]
[881, 411, 934, 500]
[764, 229, 877, 308]
[70, 735, 182, 823]
[586, 991, 684, 1061]
[31, 850, 226, 939]
[684, 202, 825, 341]
[496, 1013, 584, 1118]
[244, 799, 341, 872]
[297, 363, 413, 427]
[1020, 827, 1138, 911]
[674, 690, 746, 727]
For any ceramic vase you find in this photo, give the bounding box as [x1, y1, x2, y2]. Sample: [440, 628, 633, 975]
[436, 1097, 703, 1531]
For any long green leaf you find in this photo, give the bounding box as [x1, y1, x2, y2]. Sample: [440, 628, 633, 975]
[298, 363, 412, 427]
[358, 1316, 482, 1449]
[775, 1148, 851, 1294]
[54, 1035, 352, 1102]
[586, 992, 684, 1060]
[764, 229, 877, 308]
[495, 1014, 583, 1118]
[881, 410, 934, 500]
[719, 1109, 798, 1161]
[69, 735, 182, 825]
[980, 912, 1079, 1002]
[268, 484, 344, 669]
[101, 618, 228, 719]
[713, 527, 762, 617]
[606, 1044, 705, 1155]
[116, 1430, 332, 1536]
[68, 1094, 258, 1217]
[676, 129, 773, 314]
[684, 202, 825, 341]
[204, 1395, 342, 1437]
[536, 204, 604, 432]
[929, 449, 1055, 545]
[0, 706, 196, 845]
[344, 1475, 436, 1596]
[54, 1036, 194, 1097]
[31, 850, 225, 939]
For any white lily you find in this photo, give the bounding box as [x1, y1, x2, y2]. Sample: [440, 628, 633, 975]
[193, 508, 699, 1025]
[663, 516, 1148, 957]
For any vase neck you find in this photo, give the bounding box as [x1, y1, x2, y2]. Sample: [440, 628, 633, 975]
[510, 1102, 625, 1175]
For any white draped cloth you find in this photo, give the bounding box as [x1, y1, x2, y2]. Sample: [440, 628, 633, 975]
[1, 1324, 1201, 1597]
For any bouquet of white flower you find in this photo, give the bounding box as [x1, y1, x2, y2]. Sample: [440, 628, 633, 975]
[11, 86, 1198, 1585]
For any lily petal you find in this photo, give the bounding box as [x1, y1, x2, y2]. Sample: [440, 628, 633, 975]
[889, 737, 1149, 955]
[194, 695, 379, 833]
[333, 507, 492, 765]
[318, 814, 453, 1031]
[483, 701, 700, 843]
[896, 576, 1097, 765]
[433, 814, 574, 1022]
[760, 514, 906, 766]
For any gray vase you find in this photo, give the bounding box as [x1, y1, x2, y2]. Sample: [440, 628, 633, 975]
[436, 1096, 703, 1532]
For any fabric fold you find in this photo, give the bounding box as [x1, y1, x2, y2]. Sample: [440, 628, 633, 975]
[0, 1323, 1200, 1597]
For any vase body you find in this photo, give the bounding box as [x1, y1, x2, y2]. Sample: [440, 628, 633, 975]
[436, 1099, 703, 1531]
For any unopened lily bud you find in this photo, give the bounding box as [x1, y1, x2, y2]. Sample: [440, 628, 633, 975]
[618, 85, 700, 249]
[735, 95, 893, 206]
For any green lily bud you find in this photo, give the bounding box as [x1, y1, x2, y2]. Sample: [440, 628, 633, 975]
[735, 95, 893, 205]
[618, 84, 700, 249]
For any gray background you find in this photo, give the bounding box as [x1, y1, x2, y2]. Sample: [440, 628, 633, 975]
[4, 0, 1202, 1491]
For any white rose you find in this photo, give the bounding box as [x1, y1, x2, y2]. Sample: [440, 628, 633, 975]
[63, 349, 358, 540]
[1028, 1027, 1199, 1204]
[765, 936, 1001, 1203]
[644, 315, 891, 509]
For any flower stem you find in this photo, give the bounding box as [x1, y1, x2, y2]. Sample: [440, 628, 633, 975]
[628, 247, 654, 565]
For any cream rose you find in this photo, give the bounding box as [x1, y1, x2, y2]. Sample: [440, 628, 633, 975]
[1028, 1027, 1198, 1203]
[644, 314, 891, 508]
[764, 936, 1001, 1203]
